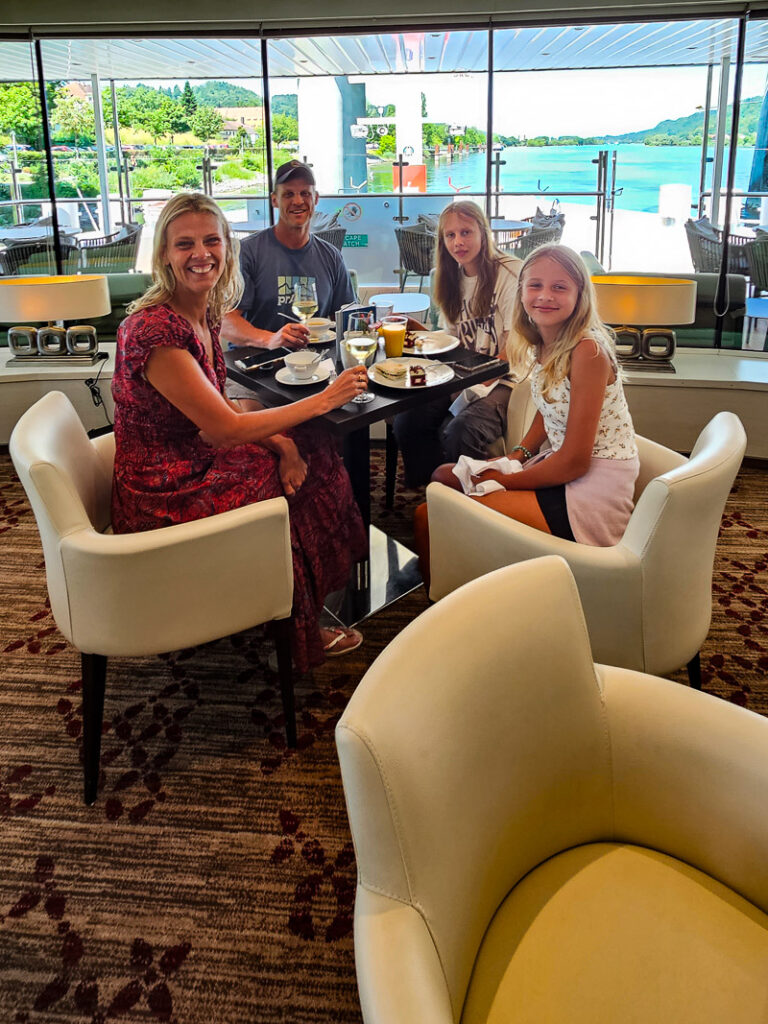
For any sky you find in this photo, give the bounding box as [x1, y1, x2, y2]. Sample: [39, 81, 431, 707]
[357, 64, 768, 138]
[163, 62, 768, 140]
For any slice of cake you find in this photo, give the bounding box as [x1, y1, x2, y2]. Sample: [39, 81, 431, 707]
[409, 364, 427, 387]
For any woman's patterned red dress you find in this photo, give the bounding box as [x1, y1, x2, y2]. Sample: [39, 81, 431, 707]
[111, 304, 368, 671]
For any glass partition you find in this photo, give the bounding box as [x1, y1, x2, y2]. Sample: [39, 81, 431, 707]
[0, 40, 56, 276]
[267, 31, 488, 289]
[38, 36, 269, 274]
[493, 18, 742, 350]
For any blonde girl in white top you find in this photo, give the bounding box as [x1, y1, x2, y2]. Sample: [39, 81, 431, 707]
[422, 244, 639, 550]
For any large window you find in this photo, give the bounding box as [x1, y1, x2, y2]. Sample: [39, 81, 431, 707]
[0, 40, 57, 276]
[0, 17, 761, 352]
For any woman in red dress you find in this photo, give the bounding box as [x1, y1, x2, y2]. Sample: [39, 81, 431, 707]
[111, 192, 369, 671]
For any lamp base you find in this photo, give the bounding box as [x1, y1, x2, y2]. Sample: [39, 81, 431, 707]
[6, 351, 105, 367]
[614, 327, 676, 372]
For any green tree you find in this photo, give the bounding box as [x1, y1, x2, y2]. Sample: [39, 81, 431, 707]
[271, 113, 298, 144]
[51, 89, 95, 151]
[190, 106, 225, 144]
[181, 81, 197, 118]
[0, 84, 44, 147]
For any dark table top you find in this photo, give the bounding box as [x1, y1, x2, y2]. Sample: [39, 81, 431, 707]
[224, 344, 510, 436]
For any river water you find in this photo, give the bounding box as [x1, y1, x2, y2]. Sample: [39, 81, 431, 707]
[370, 144, 757, 214]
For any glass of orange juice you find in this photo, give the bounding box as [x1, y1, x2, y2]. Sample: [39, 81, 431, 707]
[381, 315, 408, 358]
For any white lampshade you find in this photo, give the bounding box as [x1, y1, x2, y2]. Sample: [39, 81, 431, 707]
[0, 275, 111, 323]
[592, 275, 697, 327]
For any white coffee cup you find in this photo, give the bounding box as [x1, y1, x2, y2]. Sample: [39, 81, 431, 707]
[306, 316, 333, 339]
[284, 350, 322, 380]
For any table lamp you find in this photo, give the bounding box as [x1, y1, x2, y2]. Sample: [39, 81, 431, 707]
[0, 275, 111, 366]
[591, 275, 697, 373]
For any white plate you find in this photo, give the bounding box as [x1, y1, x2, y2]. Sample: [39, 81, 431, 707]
[307, 328, 335, 345]
[402, 330, 460, 356]
[369, 357, 454, 390]
[275, 365, 331, 386]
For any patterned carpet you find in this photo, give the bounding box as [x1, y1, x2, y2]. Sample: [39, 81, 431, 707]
[0, 447, 766, 1023]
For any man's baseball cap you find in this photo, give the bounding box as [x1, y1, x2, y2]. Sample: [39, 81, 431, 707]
[273, 160, 316, 188]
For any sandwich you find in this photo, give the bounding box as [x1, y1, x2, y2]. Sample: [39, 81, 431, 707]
[376, 360, 408, 381]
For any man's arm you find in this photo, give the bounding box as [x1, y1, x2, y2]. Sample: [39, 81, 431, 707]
[220, 309, 308, 350]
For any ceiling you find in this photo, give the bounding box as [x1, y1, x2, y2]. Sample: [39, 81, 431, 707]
[1, 19, 767, 83]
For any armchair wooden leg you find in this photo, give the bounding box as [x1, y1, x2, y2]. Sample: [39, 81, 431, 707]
[274, 618, 297, 748]
[385, 421, 398, 510]
[81, 652, 107, 805]
[687, 652, 702, 690]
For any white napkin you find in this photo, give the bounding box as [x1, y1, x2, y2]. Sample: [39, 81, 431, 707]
[452, 455, 523, 496]
[318, 358, 336, 377]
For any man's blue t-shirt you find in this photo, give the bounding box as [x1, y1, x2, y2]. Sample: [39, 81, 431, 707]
[237, 227, 354, 332]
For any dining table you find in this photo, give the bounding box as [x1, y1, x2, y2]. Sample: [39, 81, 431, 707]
[490, 218, 532, 248]
[225, 338, 509, 626]
[0, 225, 78, 247]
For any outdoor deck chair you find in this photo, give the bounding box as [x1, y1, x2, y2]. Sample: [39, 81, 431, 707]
[395, 223, 436, 292]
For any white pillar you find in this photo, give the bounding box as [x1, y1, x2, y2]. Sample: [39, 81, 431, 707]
[298, 78, 343, 193]
[91, 73, 112, 234]
[386, 78, 423, 166]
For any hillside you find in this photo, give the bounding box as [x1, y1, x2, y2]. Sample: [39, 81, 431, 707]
[602, 95, 762, 145]
[192, 81, 262, 107]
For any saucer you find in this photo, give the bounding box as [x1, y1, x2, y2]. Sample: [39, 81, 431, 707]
[276, 365, 331, 386]
[307, 329, 336, 345]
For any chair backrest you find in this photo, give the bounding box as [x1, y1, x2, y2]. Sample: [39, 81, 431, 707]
[395, 224, 436, 275]
[313, 226, 347, 251]
[81, 227, 141, 272]
[337, 556, 613, 1021]
[623, 411, 746, 673]
[9, 391, 114, 643]
[746, 237, 768, 292]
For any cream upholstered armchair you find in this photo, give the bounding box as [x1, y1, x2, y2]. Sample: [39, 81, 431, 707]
[10, 391, 295, 805]
[427, 411, 746, 687]
[336, 557, 768, 1024]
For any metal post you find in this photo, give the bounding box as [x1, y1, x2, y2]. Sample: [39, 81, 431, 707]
[91, 73, 111, 235]
[9, 131, 21, 224]
[698, 64, 714, 217]
[109, 79, 127, 226]
[715, 13, 747, 349]
[33, 37, 63, 275]
[710, 55, 731, 226]
[485, 26, 494, 221]
[261, 38, 275, 227]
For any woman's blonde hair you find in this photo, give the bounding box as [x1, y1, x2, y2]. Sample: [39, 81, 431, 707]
[434, 200, 511, 324]
[508, 243, 616, 400]
[127, 192, 243, 324]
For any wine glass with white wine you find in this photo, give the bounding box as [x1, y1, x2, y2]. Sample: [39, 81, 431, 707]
[291, 280, 318, 326]
[344, 314, 376, 404]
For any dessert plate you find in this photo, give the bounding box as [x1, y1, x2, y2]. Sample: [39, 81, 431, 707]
[369, 357, 454, 390]
[402, 330, 460, 356]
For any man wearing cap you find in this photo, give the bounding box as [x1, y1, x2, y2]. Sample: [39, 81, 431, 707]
[221, 160, 354, 350]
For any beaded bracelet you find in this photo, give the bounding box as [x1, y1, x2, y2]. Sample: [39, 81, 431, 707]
[510, 444, 533, 460]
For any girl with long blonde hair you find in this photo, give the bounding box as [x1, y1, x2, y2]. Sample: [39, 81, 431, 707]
[113, 192, 369, 667]
[393, 200, 522, 487]
[416, 245, 639, 565]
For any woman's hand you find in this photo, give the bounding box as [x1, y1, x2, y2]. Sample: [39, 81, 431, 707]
[278, 441, 308, 497]
[470, 468, 509, 488]
[322, 366, 369, 409]
[273, 321, 310, 350]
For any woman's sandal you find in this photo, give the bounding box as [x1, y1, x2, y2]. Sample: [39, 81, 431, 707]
[322, 627, 364, 657]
